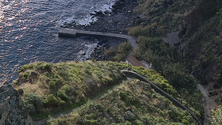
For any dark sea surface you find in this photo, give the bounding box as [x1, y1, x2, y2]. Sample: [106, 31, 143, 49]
[0, 0, 116, 81]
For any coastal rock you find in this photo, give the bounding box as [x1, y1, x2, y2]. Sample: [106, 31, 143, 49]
[0, 84, 33, 125]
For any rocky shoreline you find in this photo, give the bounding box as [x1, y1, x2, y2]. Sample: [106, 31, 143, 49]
[63, 0, 140, 34]
[86, 37, 126, 61]
[62, 0, 140, 61]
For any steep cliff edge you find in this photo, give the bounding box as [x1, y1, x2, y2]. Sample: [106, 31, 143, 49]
[179, 0, 222, 104]
[0, 83, 33, 125]
[127, 0, 222, 105]
[180, 0, 222, 84]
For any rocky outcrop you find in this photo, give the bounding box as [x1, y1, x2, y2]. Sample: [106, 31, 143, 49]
[89, 38, 109, 61]
[0, 83, 33, 125]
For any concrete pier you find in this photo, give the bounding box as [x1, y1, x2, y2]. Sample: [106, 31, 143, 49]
[58, 28, 138, 50]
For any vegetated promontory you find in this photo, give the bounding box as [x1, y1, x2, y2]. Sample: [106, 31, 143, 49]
[13, 61, 202, 124]
[3, 0, 222, 124]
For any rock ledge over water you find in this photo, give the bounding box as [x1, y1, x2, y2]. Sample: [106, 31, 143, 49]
[0, 83, 33, 125]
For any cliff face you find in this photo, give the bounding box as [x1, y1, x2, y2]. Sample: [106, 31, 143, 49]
[0, 83, 33, 125]
[180, 0, 222, 85]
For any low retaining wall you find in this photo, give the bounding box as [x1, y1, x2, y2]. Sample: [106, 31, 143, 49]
[121, 70, 202, 125]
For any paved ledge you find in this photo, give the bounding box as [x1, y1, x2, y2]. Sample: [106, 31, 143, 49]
[58, 28, 138, 50]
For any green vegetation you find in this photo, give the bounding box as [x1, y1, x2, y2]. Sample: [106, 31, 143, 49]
[129, 0, 198, 36]
[48, 80, 198, 125]
[15, 0, 222, 123]
[105, 42, 133, 61]
[128, 0, 199, 91]
[211, 105, 222, 124]
[15, 61, 202, 122]
[14, 61, 125, 119]
[123, 0, 210, 122]
[181, 6, 222, 84]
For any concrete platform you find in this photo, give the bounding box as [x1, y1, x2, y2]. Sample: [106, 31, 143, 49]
[58, 28, 138, 50]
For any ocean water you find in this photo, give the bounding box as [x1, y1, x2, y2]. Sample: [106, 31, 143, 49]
[0, 0, 116, 81]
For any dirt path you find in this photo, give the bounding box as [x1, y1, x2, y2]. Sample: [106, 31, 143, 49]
[122, 70, 202, 125]
[33, 79, 132, 125]
[197, 84, 217, 125]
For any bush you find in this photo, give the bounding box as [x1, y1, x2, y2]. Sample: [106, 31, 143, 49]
[24, 93, 43, 107]
[19, 65, 29, 72]
[44, 63, 52, 70]
[22, 72, 29, 80]
[49, 81, 56, 89]
[133, 120, 143, 125]
[24, 93, 43, 113]
[162, 63, 195, 91]
[39, 63, 51, 70]
[211, 105, 222, 124]
[83, 119, 98, 125]
[57, 90, 69, 101]
[85, 113, 97, 120]
[25, 102, 35, 113]
[124, 111, 136, 121]
[46, 94, 59, 106]
[112, 42, 132, 61]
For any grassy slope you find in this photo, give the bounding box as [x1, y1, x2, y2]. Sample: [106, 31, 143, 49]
[126, 0, 205, 116]
[14, 61, 202, 123]
[126, 0, 222, 122]
[14, 61, 125, 119]
[49, 80, 197, 125]
[211, 105, 222, 124]
[127, 0, 199, 91]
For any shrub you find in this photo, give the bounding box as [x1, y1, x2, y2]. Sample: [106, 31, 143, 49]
[46, 94, 59, 106]
[83, 119, 98, 125]
[119, 91, 129, 101]
[24, 93, 43, 107]
[24, 93, 43, 113]
[211, 105, 222, 124]
[112, 42, 132, 61]
[49, 81, 56, 89]
[85, 113, 97, 120]
[44, 63, 52, 70]
[124, 111, 136, 121]
[57, 70, 69, 80]
[57, 90, 69, 101]
[133, 120, 143, 125]
[37, 61, 44, 66]
[19, 65, 29, 72]
[22, 72, 29, 80]
[182, 119, 190, 125]
[162, 63, 195, 91]
[25, 102, 35, 113]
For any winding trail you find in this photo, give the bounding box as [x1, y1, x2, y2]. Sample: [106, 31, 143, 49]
[34, 70, 202, 125]
[121, 70, 202, 125]
[33, 79, 131, 125]
[197, 84, 217, 125]
[58, 28, 138, 50]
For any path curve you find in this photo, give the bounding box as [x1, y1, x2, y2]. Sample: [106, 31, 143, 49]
[33, 79, 131, 125]
[197, 84, 217, 125]
[58, 28, 138, 50]
[121, 70, 202, 125]
[33, 70, 202, 125]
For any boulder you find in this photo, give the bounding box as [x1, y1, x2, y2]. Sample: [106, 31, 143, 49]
[0, 84, 33, 125]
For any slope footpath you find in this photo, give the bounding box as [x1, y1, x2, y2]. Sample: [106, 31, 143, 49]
[121, 70, 202, 125]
